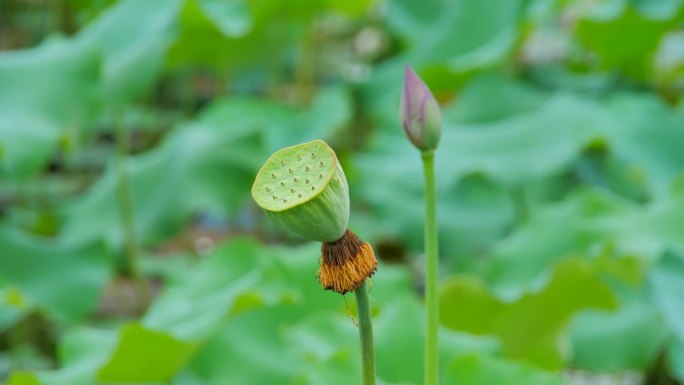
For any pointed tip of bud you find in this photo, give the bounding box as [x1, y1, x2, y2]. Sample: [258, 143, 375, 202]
[400, 64, 442, 152]
[403, 65, 421, 90]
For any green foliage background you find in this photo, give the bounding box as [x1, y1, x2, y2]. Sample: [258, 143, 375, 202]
[1, 0, 684, 384]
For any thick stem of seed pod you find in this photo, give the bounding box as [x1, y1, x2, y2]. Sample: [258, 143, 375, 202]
[421, 150, 439, 385]
[355, 282, 376, 385]
[319, 229, 378, 294]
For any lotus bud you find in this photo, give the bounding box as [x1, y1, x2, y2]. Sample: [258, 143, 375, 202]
[400, 65, 442, 151]
[252, 140, 377, 294]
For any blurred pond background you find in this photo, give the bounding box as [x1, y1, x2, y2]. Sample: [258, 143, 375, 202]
[1, 0, 684, 384]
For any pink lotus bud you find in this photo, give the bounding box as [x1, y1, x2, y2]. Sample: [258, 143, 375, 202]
[400, 65, 442, 151]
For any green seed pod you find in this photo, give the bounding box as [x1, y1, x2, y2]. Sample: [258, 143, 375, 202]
[251, 140, 350, 242]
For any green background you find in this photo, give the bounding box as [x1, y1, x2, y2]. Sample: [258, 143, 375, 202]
[1, 0, 684, 384]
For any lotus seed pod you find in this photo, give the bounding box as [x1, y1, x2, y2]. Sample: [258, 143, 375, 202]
[400, 65, 442, 151]
[252, 140, 350, 242]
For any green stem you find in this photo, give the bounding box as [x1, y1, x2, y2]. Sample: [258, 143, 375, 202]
[421, 150, 439, 385]
[354, 282, 376, 385]
[114, 120, 149, 312]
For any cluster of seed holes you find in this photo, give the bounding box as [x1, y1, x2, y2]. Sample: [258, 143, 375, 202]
[265, 151, 332, 201]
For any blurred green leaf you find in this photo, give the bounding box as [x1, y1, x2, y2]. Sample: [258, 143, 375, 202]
[442, 72, 547, 123]
[387, 0, 524, 85]
[575, 0, 681, 75]
[570, 298, 667, 371]
[569, 253, 666, 371]
[0, 285, 30, 333]
[485, 184, 684, 291]
[8, 372, 42, 385]
[650, 249, 684, 343]
[440, 259, 617, 369]
[97, 323, 196, 383]
[0, 117, 60, 177]
[58, 327, 118, 368]
[189, 304, 305, 384]
[143, 239, 287, 340]
[483, 190, 628, 289]
[166, 0, 233, 70]
[670, 340, 684, 383]
[198, 0, 252, 37]
[8, 327, 117, 385]
[201, 85, 352, 154]
[0, 39, 100, 177]
[75, 0, 182, 104]
[444, 354, 569, 385]
[0, 227, 110, 324]
[0, 39, 100, 125]
[60, 112, 262, 250]
[167, 0, 348, 72]
[373, 295, 501, 384]
[601, 94, 684, 196]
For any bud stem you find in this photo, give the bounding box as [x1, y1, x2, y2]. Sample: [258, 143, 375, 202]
[421, 150, 439, 385]
[355, 282, 376, 385]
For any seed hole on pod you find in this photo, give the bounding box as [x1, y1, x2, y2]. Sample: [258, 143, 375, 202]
[305, 166, 310, 172]
[298, 193, 302, 197]
[305, 179, 310, 184]
[271, 173, 276, 179]
[311, 153, 316, 159]
[311, 186, 315, 191]
[318, 174, 323, 179]
[288, 168, 293, 174]
[280, 181, 285, 187]
[272, 195, 277, 200]
[290, 189, 295, 193]
[297, 155, 302, 161]
[266, 187, 271, 192]
[294, 178, 299, 183]
[280, 161, 285, 166]
[283, 198, 287, 203]
[319, 161, 324, 167]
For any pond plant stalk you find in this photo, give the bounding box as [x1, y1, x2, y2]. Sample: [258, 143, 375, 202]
[251, 140, 377, 385]
[401, 65, 442, 385]
[113, 117, 149, 313]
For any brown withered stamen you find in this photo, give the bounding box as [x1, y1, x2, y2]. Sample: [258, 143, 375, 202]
[318, 229, 378, 294]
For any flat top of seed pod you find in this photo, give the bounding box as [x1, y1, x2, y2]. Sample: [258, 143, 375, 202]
[252, 140, 337, 212]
